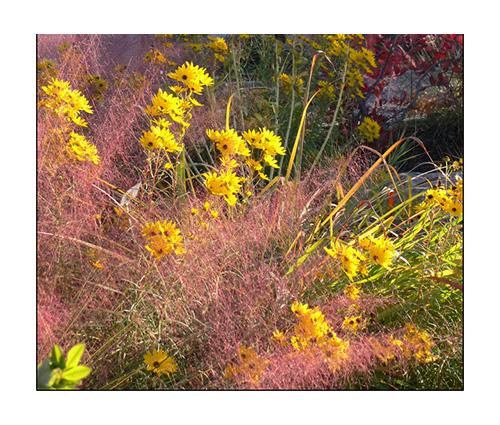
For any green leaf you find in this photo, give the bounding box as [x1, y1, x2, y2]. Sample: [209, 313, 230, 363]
[37, 358, 53, 389]
[66, 343, 85, 369]
[50, 344, 65, 368]
[47, 368, 64, 388]
[62, 365, 91, 382]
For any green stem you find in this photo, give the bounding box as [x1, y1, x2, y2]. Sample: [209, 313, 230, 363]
[307, 53, 349, 178]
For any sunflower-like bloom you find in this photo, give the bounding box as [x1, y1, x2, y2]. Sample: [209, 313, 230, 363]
[358, 116, 381, 142]
[40, 78, 93, 127]
[144, 48, 167, 64]
[168, 62, 214, 95]
[259, 128, 286, 156]
[418, 182, 463, 217]
[242, 129, 263, 148]
[145, 89, 187, 125]
[65, 132, 100, 165]
[342, 315, 364, 333]
[139, 125, 183, 153]
[203, 169, 245, 206]
[325, 241, 366, 280]
[358, 234, 395, 269]
[242, 128, 286, 174]
[288, 301, 350, 371]
[207, 36, 229, 54]
[343, 283, 361, 301]
[142, 220, 186, 259]
[144, 350, 178, 377]
[274, 301, 350, 372]
[206, 128, 250, 158]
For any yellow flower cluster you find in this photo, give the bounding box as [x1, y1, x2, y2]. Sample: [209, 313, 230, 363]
[203, 170, 245, 206]
[419, 180, 463, 217]
[358, 116, 381, 142]
[319, 35, 377, 99]
[349, 47, 377, 73]
[325, 234, 395, 280]
[40, 78, 93, 127]
[242, 128, 286, 180]
[278, 73, 304, 94]
[144, 48, 173, 65]
[145, 89, 188, 126]
[224, 345, 270, 385]
[273, 302, 349, 373]
[324, 241, 368, 280]
[140, 62, 212, 165]
[65, 132, 101, 165]
[401, 324, 438, 363]
[207, 36, 229, 63]
[139, 122, 183, 153]
[141, 220, 186, 259]
[370, 324, 438, 365]
[358, 234, 396, 269]
[144, 349, 178, 377]
[168, 61, 214, 95]
[206, 128, 250, 159]
[341, 315, 364, 333]
[343, 283, 361, 300]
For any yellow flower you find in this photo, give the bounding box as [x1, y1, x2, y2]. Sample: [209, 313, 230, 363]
[144, 48, 167, 64]
[321, 334, 350, 373]
[342, 315, 363, 333]
[207, 36, 229, 54]
[144, 350, 178, 377]
[203, 169, 245, 206]
[168, 62, 214, 95]
[291, 301, 311, 317]
[139, 125, 183, 153]
[344, 283, 360, 301]
[145, 89, 187, 125]
[245, 158, 263, 172]
[206, 128, 250, 158]
[210, 210, 219, 219]
[203, 201, 211, 211]
[191, 208, 199, 216]
[325, 241, 365, 280]
[142, 220, 186, 259]
[359, 235, 395, 269]
[272, 330, 287, 344]
[65, 132, 100, 165]
[40, 78, 93, 127]
[358, 117, 381, 142]
[242, 129, 262, 148]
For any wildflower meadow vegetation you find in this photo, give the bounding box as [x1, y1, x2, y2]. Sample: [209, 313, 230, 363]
[37, 34, 463, 390]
